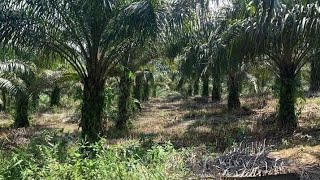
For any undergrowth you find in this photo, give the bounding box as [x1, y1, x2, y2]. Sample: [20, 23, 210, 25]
[0, 131, 189, 180]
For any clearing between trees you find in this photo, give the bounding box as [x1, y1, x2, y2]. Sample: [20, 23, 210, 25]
[0, 94, 319, 179]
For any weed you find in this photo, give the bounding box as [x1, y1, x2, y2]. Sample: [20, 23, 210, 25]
[0, 131, 188, 180]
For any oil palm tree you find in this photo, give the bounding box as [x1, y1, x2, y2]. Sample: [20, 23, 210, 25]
[248, 1, 320, 132]
[221, 27, 250, 109]
[0, 60, 31, 127]
[116, 41, 158, 130]
[0, 58, 72, 128]
[206, 0, 254, 109]
[0, 47, 32, 127]
[0, 0, 161, 143]
[167, 0, 219, 97]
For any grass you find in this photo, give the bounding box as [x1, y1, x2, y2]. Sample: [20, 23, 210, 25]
[0, 94, 320, 178]
[0, 130, 189, 180]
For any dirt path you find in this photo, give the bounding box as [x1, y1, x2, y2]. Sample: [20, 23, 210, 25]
[133, 96, 320, 170]
[132, 97, 228, 147]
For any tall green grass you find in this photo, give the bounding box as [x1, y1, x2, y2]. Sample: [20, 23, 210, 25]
[0, 131, 188, 180]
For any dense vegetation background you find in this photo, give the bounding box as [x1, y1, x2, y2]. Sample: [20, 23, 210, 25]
[0, 0, 319, 179]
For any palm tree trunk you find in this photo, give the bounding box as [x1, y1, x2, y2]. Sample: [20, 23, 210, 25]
[277, 67, 297, 133]
[14, 94, 29, 128]
[142, 73, 150, 101]
[1, 90, 6, 111]
[134, 72, 143, 101]
[7, 96, 10, 110]
[227, 74, 241, 109]
[310, 58, 320, 92]
[81, 76, 105, 144]
[212, 64, 222, 102]
[187, 83, 193, 96]
[212, 76, 222, 102]
[193, 77, 200, 95]
[177, 77, 184, 91]
[150, 73, 156, 97]
[202, 73, 209, 97]
[117, 68, 132, 130]
[31, 93, 39, 109]
[50, 86, 61, 106]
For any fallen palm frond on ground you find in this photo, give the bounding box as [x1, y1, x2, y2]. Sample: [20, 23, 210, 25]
[187, 141, 295, 179]
[187, 141, 320, 179]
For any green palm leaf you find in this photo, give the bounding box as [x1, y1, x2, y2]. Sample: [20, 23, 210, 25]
[0, 61, 29, 74]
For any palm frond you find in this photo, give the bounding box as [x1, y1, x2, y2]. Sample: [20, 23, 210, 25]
[0, 61, 29, 74]
[0, 77, 19, 96]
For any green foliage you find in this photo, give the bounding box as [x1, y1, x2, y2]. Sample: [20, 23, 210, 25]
[103, 82, 118, 122]
[241, 63, 275, 95]
[0, 131, 187, 180]
[272, 75, 305, 114]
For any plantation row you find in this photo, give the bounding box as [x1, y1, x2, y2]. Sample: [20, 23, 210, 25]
[0, 0, 320, 150]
